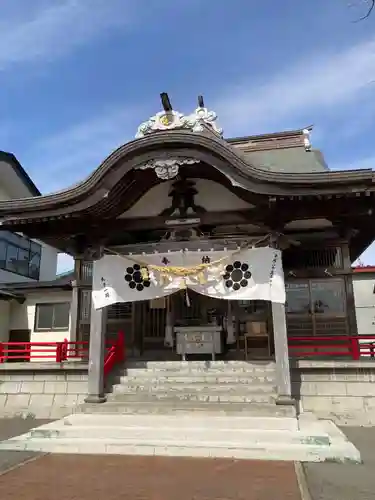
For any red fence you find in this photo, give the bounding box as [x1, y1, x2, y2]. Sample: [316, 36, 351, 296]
[288, 335, 375, 360]
[0, 331, 126, 375]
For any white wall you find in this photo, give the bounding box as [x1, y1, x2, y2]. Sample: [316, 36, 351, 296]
[353, 274, 375, 336]
[119, 178, 253, 218]
[9, 291, 73, 359]
[38, 243, 58, 281]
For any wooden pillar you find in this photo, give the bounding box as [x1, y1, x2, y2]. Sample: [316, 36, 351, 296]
[69, 257, 82, 342]
[85, 302, 107, 403]
[84, 247, 106, 404]
[271, 302, 293, 404]
[342, 242, 358, 336]
[69, 280, 79, 342]
[269, 235, 293, 405]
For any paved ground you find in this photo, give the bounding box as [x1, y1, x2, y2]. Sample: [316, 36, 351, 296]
[304, 426, 375, 500]
[0, 417, 51, 474]
[0, 454, 302, 500]
[1, 418, 375, 499]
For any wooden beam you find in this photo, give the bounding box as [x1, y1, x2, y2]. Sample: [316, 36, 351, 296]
[160, 92, 173, 112]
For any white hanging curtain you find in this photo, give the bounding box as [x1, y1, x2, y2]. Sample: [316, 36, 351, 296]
[91, 247, 285, 310]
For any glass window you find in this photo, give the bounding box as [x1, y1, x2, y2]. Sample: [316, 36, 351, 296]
[17, 248, 30, 276]
[31, 241, 41, 254]
[0, 240, 6, 268]
[35, 303, 70, 331]
[53, 303, 70, 329]
[311, 280, 345, 314]
[286, 282, 310, 314]
[35, 304, 54, 330]
[4, 232, 22, 246]
[29, 251, 41, 279]
[5, 244, 19, 273]
[0, 232, 41, 279]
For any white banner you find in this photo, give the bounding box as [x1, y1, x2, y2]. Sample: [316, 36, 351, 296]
[92, 247, 285, 310]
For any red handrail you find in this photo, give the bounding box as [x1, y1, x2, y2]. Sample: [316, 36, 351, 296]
[104, 331, 125, 376]
[288, 334, 375, 359]
[0, 331, 126, 368]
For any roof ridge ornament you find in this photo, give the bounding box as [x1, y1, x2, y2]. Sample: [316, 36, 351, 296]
[135, 93, 223, 139]
[303, 126, 312, 151]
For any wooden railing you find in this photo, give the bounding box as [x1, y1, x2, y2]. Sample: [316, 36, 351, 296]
[288, 335, 375, 360]
[0, 331, 126, 377]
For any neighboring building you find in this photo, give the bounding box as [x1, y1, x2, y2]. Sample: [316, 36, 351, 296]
[0, 151, 60, 345]
[353, 266, 375, 338]
[0, 151, 58, 283]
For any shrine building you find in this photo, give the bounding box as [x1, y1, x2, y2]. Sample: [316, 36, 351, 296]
[0, 93, 374, 408]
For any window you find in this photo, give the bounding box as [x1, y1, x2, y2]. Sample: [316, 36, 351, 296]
[285, 283, 310, 314]
[286, 280, 346, 315]
[283, 247, 343, 270]
[0, 231, 41, 279]
[286, 279, 348, 337]
[35, 303, 70, 331]
[5, 244, 18, 273]
[311, 281, 345, 314]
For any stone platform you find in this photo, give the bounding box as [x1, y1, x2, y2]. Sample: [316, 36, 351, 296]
[0, 360, 361, 463]
[0, 412, 361, 463]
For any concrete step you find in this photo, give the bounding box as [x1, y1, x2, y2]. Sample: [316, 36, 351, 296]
[59, 413, 299, 431]
[0, 437, 359, 462]
[0, 414, 361, 463]
[29, 426, 330, 446]
[125, 360, 276, 368]
[106, 392, 275, 404]
[122, 361, 276, 375]
[75, 400, 296, 418]
[117, 375, 276, 384]
[111, 382, 276, 395]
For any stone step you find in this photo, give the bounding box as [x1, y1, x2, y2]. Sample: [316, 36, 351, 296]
[124, 361, 276, 370]
[60, 413, 299, 431]
[75, 400, 295, 417]
[118, 375, 276, 384]
[106, 392, 274, 404]
[123, 367, 276, 376]
[0, 415, 361, 463]
[111, 383, 276, 395]
[0, 437, 359, 462]
[29, 425, 330, 446]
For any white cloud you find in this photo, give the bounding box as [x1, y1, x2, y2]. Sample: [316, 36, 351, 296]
[26, 104, 145, 193]
[0, 0, 132, 70]
[215, 37, 375, 136]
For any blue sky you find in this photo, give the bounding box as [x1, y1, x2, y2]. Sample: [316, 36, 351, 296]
[1, 0, 375, 273]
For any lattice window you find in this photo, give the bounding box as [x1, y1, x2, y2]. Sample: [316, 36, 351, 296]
[80, 261, 93, 283]
[79, 290, 91, 322]
[283, 247, 343, 269]
[107, 302, 132, 320]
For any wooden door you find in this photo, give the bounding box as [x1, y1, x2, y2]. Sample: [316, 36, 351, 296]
[7, 329, 31, 362]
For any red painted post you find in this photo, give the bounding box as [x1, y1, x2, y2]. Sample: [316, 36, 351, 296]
[0, 343, 3, 363]
[62, 339, 68, 361]
[56, 343, 62, 362]
[350, 337, 360, 360]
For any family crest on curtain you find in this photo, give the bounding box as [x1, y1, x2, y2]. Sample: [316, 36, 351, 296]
[91, 247, 285, 310]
